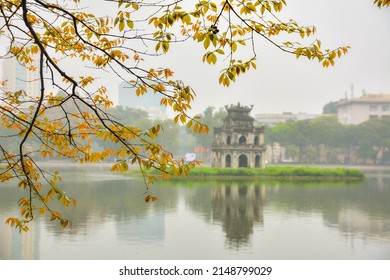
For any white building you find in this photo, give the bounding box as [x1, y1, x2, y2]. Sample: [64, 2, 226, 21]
[255, 112, 319, 127]
[337, 93, 390, 125]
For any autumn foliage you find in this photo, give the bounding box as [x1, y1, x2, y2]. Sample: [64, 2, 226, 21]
[0, 0, 352, 231]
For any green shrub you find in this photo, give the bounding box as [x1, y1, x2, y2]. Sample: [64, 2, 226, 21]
[186, 166, 364, 179]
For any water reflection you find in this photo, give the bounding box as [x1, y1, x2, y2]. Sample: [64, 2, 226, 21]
[185, 182, 265, 247]
[174, 178, 390, 257]
[1, 165, 390, 259]
[211, 183, 264, 247]
[0, 224, 40, 260]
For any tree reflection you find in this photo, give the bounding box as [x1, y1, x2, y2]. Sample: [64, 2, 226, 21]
[50, 169, 179, 239]
[264, 178, 390, 240]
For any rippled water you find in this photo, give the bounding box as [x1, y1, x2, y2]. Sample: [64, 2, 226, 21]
[1, 164, 390, 259]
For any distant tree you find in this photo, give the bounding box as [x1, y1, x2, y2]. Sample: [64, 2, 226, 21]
[322, 101, 338, 114]
[107, 106, 149, 126]
[267, 116, 390, 165]
[190, 106, 227, 149]
[355, 118, 390, 164]
[0, 0, 348, 231]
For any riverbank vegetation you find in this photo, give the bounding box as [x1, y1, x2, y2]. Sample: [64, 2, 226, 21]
[132, 166, 365, 181]
[187, 166, 364, 179]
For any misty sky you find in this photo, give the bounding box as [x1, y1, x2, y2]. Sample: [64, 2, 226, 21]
[161, 0, 390, 115]
[1, 0, 389, 116]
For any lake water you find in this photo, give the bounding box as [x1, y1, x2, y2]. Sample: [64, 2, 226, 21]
[1, 164, 390, 260]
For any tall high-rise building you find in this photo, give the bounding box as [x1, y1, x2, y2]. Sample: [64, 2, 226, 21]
[1, 55, 40, 100]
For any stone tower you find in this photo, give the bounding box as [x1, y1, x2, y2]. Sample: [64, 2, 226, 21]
[211, 103, 266, 168]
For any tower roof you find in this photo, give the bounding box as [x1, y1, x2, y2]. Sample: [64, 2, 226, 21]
[225, 102, 254, 114]
[219, 103, 255, 130]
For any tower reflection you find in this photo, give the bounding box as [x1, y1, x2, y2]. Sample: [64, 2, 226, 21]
[211, 183, 265, 247]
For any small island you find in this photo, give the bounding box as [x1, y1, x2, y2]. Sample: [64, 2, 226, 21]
[131, 165, 365, 181]
[177, 166, 365, 180]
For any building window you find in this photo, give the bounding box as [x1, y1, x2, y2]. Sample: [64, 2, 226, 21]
[254, 136, 259, 145]
[369, 115, 378, 119]
[382, 105, 390, 112]
[255, 155, 261, 168]
[369, 105, 378, 111]
[239, 135, 247, 145]
[226, 135, 231, 145]
[238, 154, 248, 167]
[225, 154, 231, 167]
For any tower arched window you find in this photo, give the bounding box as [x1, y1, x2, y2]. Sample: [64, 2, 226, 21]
[225, 154, 231, 167]
[255, 154, 261, 167]
[239, 135, 247, 145]
[238, 154, 248, 167]
[226, 135, 231, 145]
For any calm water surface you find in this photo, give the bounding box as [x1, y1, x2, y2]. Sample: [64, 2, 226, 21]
[1, 164, 390, 259]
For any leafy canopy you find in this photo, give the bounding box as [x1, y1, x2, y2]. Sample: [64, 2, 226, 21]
[0, 0, 351, 231]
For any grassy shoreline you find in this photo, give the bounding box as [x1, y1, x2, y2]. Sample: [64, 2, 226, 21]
[179, 166, 365, 180]
[131, 166, 365, 181]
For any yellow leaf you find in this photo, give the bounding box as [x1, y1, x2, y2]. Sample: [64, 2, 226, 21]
[119, 20, 125, 32]
[231, 42, 237, 52]
[38, 208, 46, 215]
[162, 41, 170, 53]
[204, 37, 210, 49]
